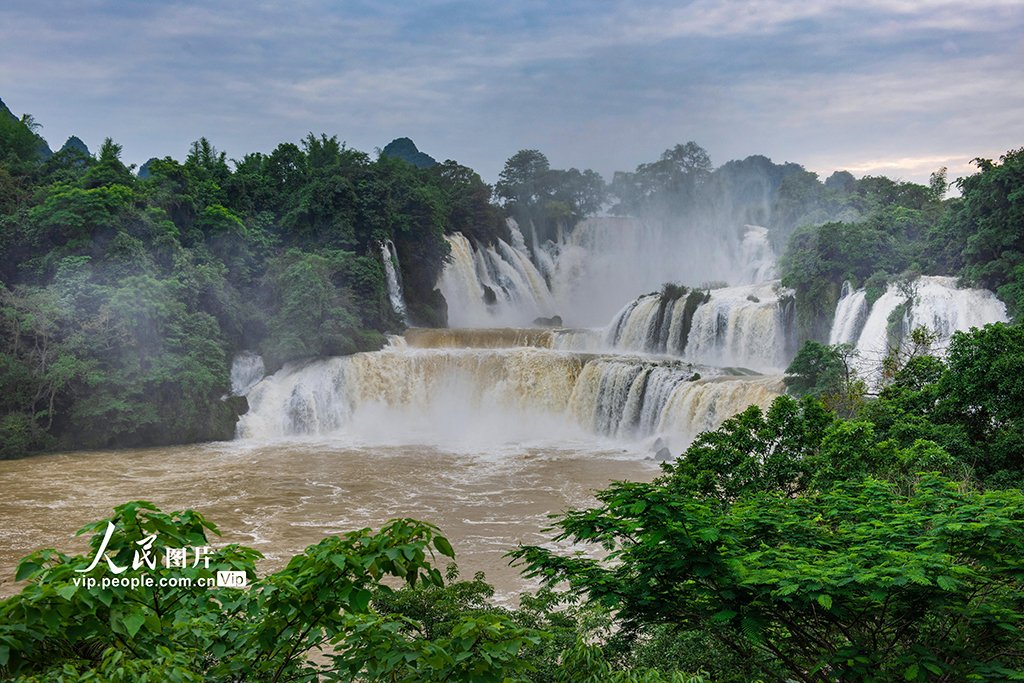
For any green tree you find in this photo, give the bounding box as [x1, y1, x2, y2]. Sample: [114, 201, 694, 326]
[949, 148, 1024, 317]
[0, 502, 541, 682]
[785, 340, 864, 416]
[80, 138, 135, 190]
[515, 472, 1024, 682]
[259, 249, 382, 368]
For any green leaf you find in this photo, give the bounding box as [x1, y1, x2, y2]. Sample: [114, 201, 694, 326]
[57, 583, 78, 600]
[122, 613, 145, 638]
[433, 536, 455, 558]
[15, 561, 42, 581]
[904, 663, 919, 681]
[350, 588, 372, 612]
[817, 594, 833, 610]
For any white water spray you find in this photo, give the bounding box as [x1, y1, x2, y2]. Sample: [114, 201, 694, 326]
[842, 276, 1008, 385]
[437, 226, 557, 328]
[230, 352, 265, 396]
[238, 333, 783, 453]
[602, 281, 792, 372]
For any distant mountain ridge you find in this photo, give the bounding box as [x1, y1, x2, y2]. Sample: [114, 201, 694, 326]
[381, 137, 437, 169]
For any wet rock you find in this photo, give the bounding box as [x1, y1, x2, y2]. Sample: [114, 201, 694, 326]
[482, 285, 497, 305]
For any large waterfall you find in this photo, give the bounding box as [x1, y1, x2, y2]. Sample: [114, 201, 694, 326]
[238, 331, 782, 453]
[829, 276, 1008, 385]
[237, 209, 1011, 466]
[437, 228, 557, 327]
[602, 282, 792, 372]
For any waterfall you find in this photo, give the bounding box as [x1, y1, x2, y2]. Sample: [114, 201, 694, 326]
[829, 281, 869, 344]
[230, 352, 266, 396]
[684, 282, 789, 371]
[603, 282, 791, 372]
[905, 276, 1008, 341]
[380, 240, 408, 322]
[437, 228, 557, 328]
[238, 341, 783, 452]
[847, 276, 1008, 385]
[738, 225, 777, 283]
[405, 327, 555, 349]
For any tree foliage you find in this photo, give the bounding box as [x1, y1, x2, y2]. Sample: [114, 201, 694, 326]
[0, 111, 522, 456]
[948, 148, 1024, 317]
[516, 473, 1024, 682]
[494, 149, 606, 247]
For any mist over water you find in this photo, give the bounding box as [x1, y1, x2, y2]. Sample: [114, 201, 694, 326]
[238, 335, 782, 455]
[541, 219, 776, 327]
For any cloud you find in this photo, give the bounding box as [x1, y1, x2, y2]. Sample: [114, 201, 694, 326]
[0, 0, 1020, 185]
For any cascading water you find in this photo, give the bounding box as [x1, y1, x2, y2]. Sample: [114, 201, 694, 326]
[602, 282, 792, 372]
[828, 281, 869, 345]
[380, 239, 408, 322]
[738, 225, 777, 283]
[905, 276, 1008, 341]
[437, 226, 557, 328]
[230, 351, 266, 396]
[238, 331, 783, 453]
[836, 276, 1008, 385]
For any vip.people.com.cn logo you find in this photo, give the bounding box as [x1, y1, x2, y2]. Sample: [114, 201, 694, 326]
[216, 570, 248, 588]
[70, 521, 250, 590]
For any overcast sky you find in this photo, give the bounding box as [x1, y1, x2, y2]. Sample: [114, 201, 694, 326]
[2, 1, 1022, 185]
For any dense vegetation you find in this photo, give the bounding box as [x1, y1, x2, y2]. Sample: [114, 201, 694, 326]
[0, 102, 513, 457]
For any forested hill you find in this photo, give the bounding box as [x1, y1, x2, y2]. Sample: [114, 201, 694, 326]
[0, 108, 509, 455]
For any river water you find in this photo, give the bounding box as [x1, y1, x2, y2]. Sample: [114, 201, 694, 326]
[0, 438, 657, 599]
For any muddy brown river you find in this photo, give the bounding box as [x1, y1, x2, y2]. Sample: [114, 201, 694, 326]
[0, 439, 657, 599]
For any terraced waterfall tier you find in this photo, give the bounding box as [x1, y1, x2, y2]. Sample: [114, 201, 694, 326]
[238, 337, 783, 452]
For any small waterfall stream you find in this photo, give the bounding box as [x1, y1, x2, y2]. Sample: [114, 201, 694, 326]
[380, 239, 408, 322]
[230, 351, 266, 396]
